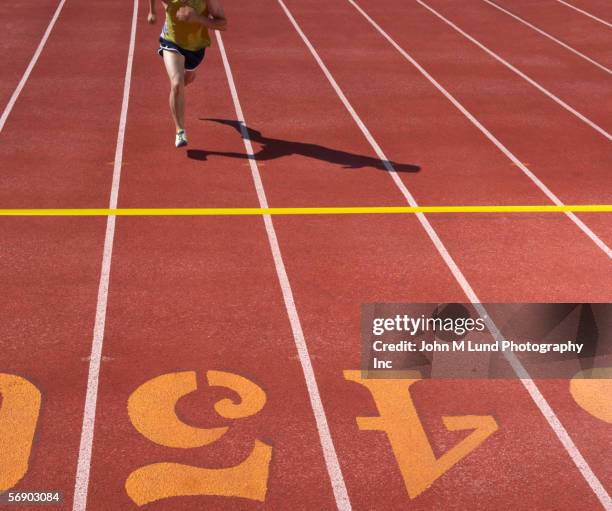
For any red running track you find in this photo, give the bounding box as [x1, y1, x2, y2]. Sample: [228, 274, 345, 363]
[0, 0, 134, 501]
[0, 0, 611, 509]
[0, 0, 62, 112]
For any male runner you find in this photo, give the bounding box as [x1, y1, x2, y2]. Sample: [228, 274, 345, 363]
[148, 0, 227, 147]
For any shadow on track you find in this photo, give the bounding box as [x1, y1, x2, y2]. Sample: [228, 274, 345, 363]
[187, 118, 421, 173]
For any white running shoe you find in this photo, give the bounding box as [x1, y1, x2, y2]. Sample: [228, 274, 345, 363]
[175, 129, 188, 148]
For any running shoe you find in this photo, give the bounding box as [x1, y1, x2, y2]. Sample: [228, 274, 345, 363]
[175, 129, 188, 148]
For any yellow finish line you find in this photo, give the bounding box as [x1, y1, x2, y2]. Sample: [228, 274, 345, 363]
[0, 205, 610, 216]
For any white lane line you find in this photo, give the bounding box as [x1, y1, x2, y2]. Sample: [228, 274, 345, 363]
[0, 0, 67, 134]
[417, 0, 611, 140]
[482, 0, 611, 74]
[474, 306, 612, 511]
[347, 0, 612, 260]
[275, 1, 612, 508]
[555, 0, 612, 29]
[72, 0, 138, 509]
[216, 32, 353, 511]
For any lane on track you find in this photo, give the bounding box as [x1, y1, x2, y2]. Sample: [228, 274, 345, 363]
[555, 0, 612, 28]
[0, 217, 107, 501]
[280, 0, 610, 498]
[343, 0, 612, 248]
[0, 0, 131, 209]
[0, 0, 61, 111]
[274, 0, 612, 260]
[493, 0, 612, 66]
[272, 0, 612, 494]
[416, 0, 612, 245]
[418, 0, 611, 131]
[83, 6, 339, 510]
[479, 0, 611, 74]
[85, 217, 339, 511]
[221, 0, 612, 508]
[0, 0, 134, 503]
[116, 14, 261, 209]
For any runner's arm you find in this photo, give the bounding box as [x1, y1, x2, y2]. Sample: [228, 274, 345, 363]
[148, 0, 157, 23]
[206, 0, 227, 30]
[176, 0, 228, 31]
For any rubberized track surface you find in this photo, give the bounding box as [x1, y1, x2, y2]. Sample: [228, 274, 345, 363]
[1, 0, 611, 509]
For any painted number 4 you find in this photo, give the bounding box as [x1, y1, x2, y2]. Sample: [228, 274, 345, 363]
[344, 370, 498, 498]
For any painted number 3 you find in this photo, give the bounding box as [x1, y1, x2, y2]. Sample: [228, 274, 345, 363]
[126, 370, 272, 506]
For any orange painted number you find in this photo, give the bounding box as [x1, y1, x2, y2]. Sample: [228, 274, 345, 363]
[570, 368, 612, 424]
[0, 374, 41, 492]
[344, 370, 498, 498]
[125, 370, 272, 506]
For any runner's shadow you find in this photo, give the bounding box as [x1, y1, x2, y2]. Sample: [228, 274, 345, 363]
[187, 118, 420, 173]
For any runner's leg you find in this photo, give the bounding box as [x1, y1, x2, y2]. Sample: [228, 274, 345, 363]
[162, 50, 186, 131]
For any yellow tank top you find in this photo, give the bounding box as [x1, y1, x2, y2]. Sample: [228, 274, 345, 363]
[162, 0, 211, 51]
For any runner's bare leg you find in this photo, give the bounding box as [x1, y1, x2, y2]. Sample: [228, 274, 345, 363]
[162, 50, 185, 130]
